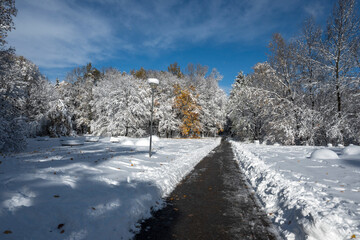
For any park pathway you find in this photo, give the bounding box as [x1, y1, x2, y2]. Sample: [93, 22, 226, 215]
[134, 139, 278, 240]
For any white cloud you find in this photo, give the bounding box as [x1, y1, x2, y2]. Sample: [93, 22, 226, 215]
[8, 0, 118, 68]
[303, 0, 327, 19]
[7, 0, 324, 74]
[97, 0, 305, 48]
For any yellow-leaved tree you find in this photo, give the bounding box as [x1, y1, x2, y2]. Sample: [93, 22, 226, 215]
[173, 84, 202, 138]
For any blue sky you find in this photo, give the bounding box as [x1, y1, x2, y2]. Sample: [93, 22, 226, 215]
[8, 0, 337, 92]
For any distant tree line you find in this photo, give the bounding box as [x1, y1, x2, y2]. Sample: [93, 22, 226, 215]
[227, 0, 360, 145]
[63, 62, 227, 139]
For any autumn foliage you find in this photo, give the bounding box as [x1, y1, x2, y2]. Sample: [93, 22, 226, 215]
[173, 84, 202, 138]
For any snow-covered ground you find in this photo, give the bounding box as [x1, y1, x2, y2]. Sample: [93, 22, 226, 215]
[231, 141, 360, 240]
[0, 136, 220, 240]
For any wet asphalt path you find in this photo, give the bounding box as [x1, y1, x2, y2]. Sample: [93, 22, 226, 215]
[134, 139, 278, 240]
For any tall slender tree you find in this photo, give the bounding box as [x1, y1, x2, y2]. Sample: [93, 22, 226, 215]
[325, 0, 359, 115]
[321, 0, 360, 143]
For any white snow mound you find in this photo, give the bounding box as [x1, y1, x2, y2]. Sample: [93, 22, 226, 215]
[110, 137, 120, 142]
[150, 136, 160, 142]
[134, 136, 159, 147]
[122, 140, 135, 146]
[135, 138, 150, 147]
[85, 136, 99, 142]
[342, 145, 360, 156]
[61, 140, 84, 146]
[310, 149, 339, 160]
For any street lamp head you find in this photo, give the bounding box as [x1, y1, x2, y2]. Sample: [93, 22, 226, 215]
[148, 78, 159, 90]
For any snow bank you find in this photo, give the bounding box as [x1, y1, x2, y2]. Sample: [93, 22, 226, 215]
[135, 136, 160, 147]
[122, 140, 135, 146]
[231, 142, 360, 240]
[150, 135, 160, 142]
[133, 138, 221, 197]
[109, 136, 120, 142]
[61, 139, 84, 146]
[342, 145, 360, 156]
[85, 136, 99, 142]
[135, 138, 149, 147]
[0, 137, 220, 240]
[310, 149, 339, 160]
[36, 137, 50, 141]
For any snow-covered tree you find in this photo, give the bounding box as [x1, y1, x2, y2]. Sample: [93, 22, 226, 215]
[227, 66, 292, 143]
[197, 68, 226, 137]
[292, 18, 326, 144]
[150, 65, 226, 138]
[152, 71, 181, 138]
[90, 69, 150, 136]
[320, 0, 360, 144]
[12, 56, 55, 136]
[0, 95, 26, 152]
[0, 0, 24, 152]
[64, 63, 101, 134]
[46, 99, 73, 137]
[227, 72, 256, 139]
[295, 18, 323, 111]
[0, 0, 16, 50]
[227, 0, 360, 145]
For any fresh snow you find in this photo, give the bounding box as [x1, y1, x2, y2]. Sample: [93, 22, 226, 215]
[310, 149, 339, 160]
[231, 141, 360, 240]
[61, 140, 85, 146]
[342, 146, 360, 156]
[147, 78, 159, 85]
[0, 136, 220, 240]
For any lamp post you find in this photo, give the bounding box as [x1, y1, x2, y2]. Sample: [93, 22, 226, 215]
[148, 78, 159, 157]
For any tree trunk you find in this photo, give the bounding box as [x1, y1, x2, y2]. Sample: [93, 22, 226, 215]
[336, 49, 341, 118]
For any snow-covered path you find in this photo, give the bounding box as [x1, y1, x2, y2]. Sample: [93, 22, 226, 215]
[0, 137, 220, 240]
[135, 139, 279, 240]
[231, 141, 360, 240]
